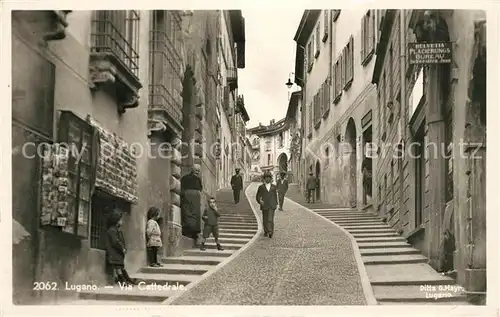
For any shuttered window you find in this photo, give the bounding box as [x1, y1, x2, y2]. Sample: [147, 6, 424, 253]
[360, 10, 375, 66]
[344, 36, 354, 90]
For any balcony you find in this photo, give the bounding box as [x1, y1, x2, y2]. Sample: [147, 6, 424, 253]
[227, 67, 238, 91]
[148, 10, 184, 136]
[89, 10, 142, 114]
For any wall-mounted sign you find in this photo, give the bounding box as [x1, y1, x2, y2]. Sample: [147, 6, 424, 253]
[408, 42, 452, 64]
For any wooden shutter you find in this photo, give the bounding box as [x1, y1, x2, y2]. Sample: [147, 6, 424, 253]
[368, 10, 375, 53]
[360, 15, 365, 62]
[319, 85, 323, 117]
[349, 36, 354, 82]
[340, 52, 345, 89]
[324, 11, 328, 35]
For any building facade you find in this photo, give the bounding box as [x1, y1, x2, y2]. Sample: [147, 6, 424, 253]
[293, 9, 378, 207]
[247, 119, 292, 181]
[286, 91, 303, 185]
[215, 10, 247, 188]
[372, 9, 486, 301]
[11, 9, 246, 304]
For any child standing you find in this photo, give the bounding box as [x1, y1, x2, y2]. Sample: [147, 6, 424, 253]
[200, 197, 224, 251]
[146, 207, 163, 267]
[105, 210, 137, 285]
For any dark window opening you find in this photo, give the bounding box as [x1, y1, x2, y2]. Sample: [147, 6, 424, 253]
[413, 124, 425, 227]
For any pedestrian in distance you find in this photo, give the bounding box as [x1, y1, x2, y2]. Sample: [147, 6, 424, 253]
[146, 207, 163, 267]
[105, 210, 137, 286]
[200, 197, 224, 251]
[276, 172, 289, 211]
[230, 168, 244, 204]
[256, 171, 279, 238]
[306, 172, 317, 204]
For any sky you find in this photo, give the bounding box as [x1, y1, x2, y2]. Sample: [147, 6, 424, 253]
[237, 9, 304, 129]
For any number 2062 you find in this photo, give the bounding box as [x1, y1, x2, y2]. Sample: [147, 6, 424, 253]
[33, 282, 58, 291]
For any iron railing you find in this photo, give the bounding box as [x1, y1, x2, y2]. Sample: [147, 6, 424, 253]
[91, 10, 140, 77]
[148, 10, 183, 125]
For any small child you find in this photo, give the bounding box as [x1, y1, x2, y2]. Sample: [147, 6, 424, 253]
[146, 207, 163, 267]
[200, 197, 224, 251]
[105, 210, 137, 285]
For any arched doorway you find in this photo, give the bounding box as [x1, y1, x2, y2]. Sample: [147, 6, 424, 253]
[278, 153, 288, 174]
[315, 161, 321, 201]
[345, 118, 357, 208]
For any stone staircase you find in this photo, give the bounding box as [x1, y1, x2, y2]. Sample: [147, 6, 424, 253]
[75, 196, 258, 305]
[310, 207, 469, 305]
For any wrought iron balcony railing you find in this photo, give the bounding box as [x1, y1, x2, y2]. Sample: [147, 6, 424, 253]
[227, 67, 238, 91]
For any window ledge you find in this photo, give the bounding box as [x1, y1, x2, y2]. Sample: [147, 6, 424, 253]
[344, 78, 353, 91]
[333, 93, 342, 104]
[361, 50, 374, 66]
[322, 33, 328, 43]
[322, 108, 330, 119]
[314, 120, 321, 130]
[315, 50, 320, 59]
[307, 63, 313, 73]
[89, 52, 143, 114]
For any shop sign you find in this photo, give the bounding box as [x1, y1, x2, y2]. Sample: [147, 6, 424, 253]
[408, 42, 452, 64]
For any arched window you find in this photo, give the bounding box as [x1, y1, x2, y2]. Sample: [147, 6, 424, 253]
[325, 146, 330, 166]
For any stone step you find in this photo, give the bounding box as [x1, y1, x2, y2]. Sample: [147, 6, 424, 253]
[362, 254, 428, 265]
[316, 212, 375, 217]
[352, 232, 400, 238]
[161, 255, 227, 265]
[219, 218, 256, 223]
[219, 223, 258, 228]
[346, 228, 396, 234]
[217, 232, 255, 239]
[202, 242, 243, 250]
[183, 249, 233, 257]
[357, 241, 411, 249]
[373, 285, 467, 303]
[131, 273, 198, 286]
[219, 228, 257, 234]
[335, 221, 386, 227]
[366, 263, 455, 286]
[360, 247, 421, 256]
[355, 236, 407, 243]
[203, 237, 251, 244]
[140, 263, 214, 275]
[79, 285, 179, 302]
[323, 215, 381, 220]
[343, 224, 392, 230]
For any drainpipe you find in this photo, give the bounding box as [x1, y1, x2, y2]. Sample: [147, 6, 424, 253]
[399, 10, 406, 231]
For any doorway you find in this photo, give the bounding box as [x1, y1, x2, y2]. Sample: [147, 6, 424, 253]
[413, 123, 425, 228]
[362, 126, 373, 205]
[346, 118, 357, 208]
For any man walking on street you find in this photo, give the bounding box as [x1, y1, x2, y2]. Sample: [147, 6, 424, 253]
[276, 172, 289, 211]
[256, 171, 278, 238]
[306, 172, 317, 204]
[230, 168, 243, 204]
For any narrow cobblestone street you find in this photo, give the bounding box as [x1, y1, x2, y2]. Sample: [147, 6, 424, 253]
[171, 183, 367, 305]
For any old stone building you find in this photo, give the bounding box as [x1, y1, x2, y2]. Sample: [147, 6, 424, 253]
[247, 119, 292, 181]
[293, 9, 378, 207]
[372, 9, 486, 301]
[11, 9, 246, 304]
[285, 91, 303, 185]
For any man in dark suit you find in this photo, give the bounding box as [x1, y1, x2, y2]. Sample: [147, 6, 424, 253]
[230, 168, 243, 204]
[276, 172, 289, 211]
[306, 172, 317, 203]
[256, 171, 279, 238]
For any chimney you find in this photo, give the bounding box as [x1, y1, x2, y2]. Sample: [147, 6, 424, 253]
[270, 119, 275, 125]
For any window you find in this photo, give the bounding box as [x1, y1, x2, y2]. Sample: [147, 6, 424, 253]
[390, 159, 394, 203]
[307, 42, 313, 71]
[384, 174, 387, 202]
[91, 10, 140, 77]
[332, 10, 340, 22]
[266, 139, 272, 151]
[323, 11, 329, 42]
[315, 25, 320, 57]
[343, 36, 354, 90]
[325, 146, 330, 166]
[55, 111, 99, 237]
[149, 10, 183, 127]
[382, 72, 387, 137]
[268, 154, 271, 166]
[333, 58, 342, 103]
[322, 79, 330, 117]
[314, 91, 321, 127]
[360, 10, 375, 66]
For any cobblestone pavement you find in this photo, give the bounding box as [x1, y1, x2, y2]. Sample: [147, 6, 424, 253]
[171, 183, 366, 305]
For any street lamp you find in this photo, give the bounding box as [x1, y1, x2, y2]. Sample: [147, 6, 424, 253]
[285, 72, 295, 89]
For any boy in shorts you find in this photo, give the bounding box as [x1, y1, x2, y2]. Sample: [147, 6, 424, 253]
[200, 197, 224, 251]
